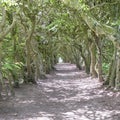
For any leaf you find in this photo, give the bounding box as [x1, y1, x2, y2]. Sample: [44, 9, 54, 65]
[3, 63, 13, 71]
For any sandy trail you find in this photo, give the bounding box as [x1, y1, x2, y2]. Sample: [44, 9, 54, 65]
[0, 63, 120, 120]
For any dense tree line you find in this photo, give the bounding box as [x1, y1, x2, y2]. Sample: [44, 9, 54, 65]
[0, 0, 120, 98]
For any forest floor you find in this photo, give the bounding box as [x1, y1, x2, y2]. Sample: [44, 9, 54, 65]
[0, 63, 120, 120]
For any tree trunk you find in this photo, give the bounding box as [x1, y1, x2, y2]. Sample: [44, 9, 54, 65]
[104, 58, 116, 87]
[109, 47, 117, 87]
[26, 41, 34, 83]
[115, 49, 120, 89]
[80, 51, 90, 74]
[71, 47, 82, 70]
[89, 42, 97, 77]
[25, 20, 36, 83]
[74, 44, 90, 74]
[93, 32, 104, 82]
[104, 46, 120, 89]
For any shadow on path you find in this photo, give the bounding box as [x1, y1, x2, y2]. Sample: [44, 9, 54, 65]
[0, 63, 120, 120]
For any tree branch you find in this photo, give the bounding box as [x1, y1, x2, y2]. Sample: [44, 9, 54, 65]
[90, 1, 120, 10]
[0, 7, 6, 32]
[0, 17, 16, 41]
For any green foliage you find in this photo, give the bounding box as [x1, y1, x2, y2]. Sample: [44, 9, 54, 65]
[2, 60, 23, 79]
[0, 0, 120, 92]
[102, 63, 109, 74]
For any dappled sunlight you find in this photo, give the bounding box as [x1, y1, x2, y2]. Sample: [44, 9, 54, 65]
[56, 71, 80, 77]
[36, 64, 120, 120]
[0, 63, 120, 120]
[55, 63, 77, 71]
[61, 108, 120, 120]
[18, 100, 35, 104]
[22, 117, 53, 120]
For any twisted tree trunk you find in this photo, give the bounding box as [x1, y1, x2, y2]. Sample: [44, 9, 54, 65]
[93, 32, 104, 82]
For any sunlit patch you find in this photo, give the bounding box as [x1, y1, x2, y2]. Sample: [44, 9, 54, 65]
[25, 117, 53, 120]
[18, 100, 34, 104]
[38, 112, 54, 117]
[58, 57, 63, 63]
[107, 92, 114, 97]
[62, 112, 80, 120]
[1, 63, 120, 120]
[62, 109, 120, 120]
[56, 72, 80, 77]
[56, 63, 77, 71]
[62, 112, 91, 120]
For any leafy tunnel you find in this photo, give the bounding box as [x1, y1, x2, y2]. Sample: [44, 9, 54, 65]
[0, 0, 120, 98]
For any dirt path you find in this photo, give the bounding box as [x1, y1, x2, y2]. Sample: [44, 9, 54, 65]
[0, 63, 120, 120]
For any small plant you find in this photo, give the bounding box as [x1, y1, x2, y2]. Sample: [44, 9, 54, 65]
[2, 60, 24, 88]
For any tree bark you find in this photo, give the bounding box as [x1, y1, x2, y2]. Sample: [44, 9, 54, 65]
[89, 42, 97, 77]
[93, 32, 104, 82]
[109, 47, 117, 87]
[25, 20, 36, 83]
[115, 49, 120, 89]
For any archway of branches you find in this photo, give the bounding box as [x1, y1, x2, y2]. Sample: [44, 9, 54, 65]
[0, 0, 120, 98]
